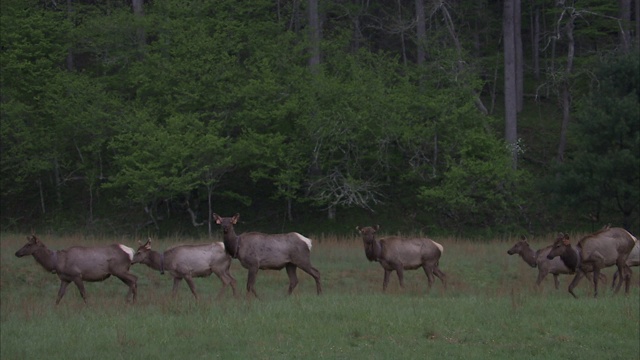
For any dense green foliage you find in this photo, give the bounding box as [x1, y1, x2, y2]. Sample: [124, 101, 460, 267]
[2, 233, 639, 358]
[1, 0, 638, 236]
[547, 52, 640, 230]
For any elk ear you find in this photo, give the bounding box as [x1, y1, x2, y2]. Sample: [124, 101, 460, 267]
[232, 213, 240, 224]
[355, 226, 362, 233]
[212, 213, 220, 224]
[374, 225, 380, 231]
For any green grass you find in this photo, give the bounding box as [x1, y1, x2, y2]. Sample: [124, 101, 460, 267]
[1, 233, 638, 359]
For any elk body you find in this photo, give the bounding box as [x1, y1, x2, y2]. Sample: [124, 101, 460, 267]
[547, 228, 637, 298]
[507, 238, 604, 289]
[213, 213, 322, 298]
[132, 240, 237, 300]
[356, 225, 446, 292]
[14, 235, 137, 304]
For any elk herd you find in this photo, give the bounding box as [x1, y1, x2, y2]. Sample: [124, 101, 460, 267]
[14, 215, 639, 304]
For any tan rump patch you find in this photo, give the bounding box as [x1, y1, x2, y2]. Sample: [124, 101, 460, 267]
[294, 233, 313, 250]
[118, 244, 135, 261]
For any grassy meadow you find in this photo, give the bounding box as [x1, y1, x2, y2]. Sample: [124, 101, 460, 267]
[1, 232, 638, 359]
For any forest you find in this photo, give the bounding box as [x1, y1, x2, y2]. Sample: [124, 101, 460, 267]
[1, 0, 638, 237]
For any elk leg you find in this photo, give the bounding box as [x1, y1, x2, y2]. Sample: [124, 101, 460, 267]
[592, 268, 602, 297]
[395, 265, 405, 288]
[184, 275, 198, 300]
[246, 267, 259, 299]
[226, 270, 238, 297]
[591, 252, 608, 297]
[552, 274, 559, 290]
[567, 270, 585, 299]
[613, 258, 628, 294]
[535, 269, 546, 287]
[297, 263, 322, 295]
[285, 264, 299, 295]
[612, 270, 620, 290]
[72, 278, 88, 303]
[56, 280, 71, 305]
[115, 272, 138, 303]
[625, 266, 632, 294]
[421, 265, 435, 290]
[620, 265, 632, 294]
[433, 267, 447, 290]
[172, 277, 183, 296]
[214, 270, 233, 299]
[382, 269, 391, 292]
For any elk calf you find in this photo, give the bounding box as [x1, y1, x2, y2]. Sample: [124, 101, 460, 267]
[132, 239, 237, 299]
[15, 235, 137, 304]
[356, 225, 446, 292]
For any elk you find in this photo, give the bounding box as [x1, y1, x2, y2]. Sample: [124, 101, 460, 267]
[212, 213, 322, 298]
[132, 239, 237, 300]
[612, 240, 639, 291]
[547, 228, 636, 298]
[14, 234, 137, 304]
[507, 237, 604, 289]
[356, 225, 446, 292]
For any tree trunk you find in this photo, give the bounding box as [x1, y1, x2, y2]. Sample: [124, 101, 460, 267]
[532, 5, 540, 80]
[636, 0, 640, 49]
[619, 0, 631, 52]
[504, 0, 518, 169]
[514, 0, 523, 113]
[308, 0, 320, 73]
[398, 0, 407, 66]
[66, 0, 74, 71]
[207, 185, 212, 237]
[328, 204, 336, 220]
[415, 0, 426, 66]
[557, 12, 576, 163]
[439, 3, 488, 115]
[132, 0, 146, 57]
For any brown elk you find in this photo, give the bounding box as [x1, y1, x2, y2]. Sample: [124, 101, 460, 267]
[547, 228, 637, 298]
[507, 237, 604, 289]
[212, 213, 322, 298]
[132, 239, 237, 300]
[356, 225, 446, 292]
[14, 235, 137, 304]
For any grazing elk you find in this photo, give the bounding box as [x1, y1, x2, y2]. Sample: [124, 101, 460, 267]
[356, 225, 446, 292]
[547, 228, 636, 298]
[14, 235, 137, 304]
[507, 237, 604, 289]
[132, 239, 237, 300]
[612, 240, 639, 291]
[213, 213, 322, 298]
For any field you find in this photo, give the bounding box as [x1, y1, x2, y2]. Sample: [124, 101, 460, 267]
[1, 232, 638, 359]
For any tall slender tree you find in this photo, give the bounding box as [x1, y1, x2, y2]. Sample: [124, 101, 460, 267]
[504, 0, 518, 168]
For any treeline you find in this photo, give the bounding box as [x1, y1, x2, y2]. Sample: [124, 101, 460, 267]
[1, 0, 638, 237]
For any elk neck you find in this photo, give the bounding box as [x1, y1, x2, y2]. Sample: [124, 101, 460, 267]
[222, 226, 241, 259]
[515, 245, 537, 268]
[364, 238, 382, 262]
[32, 247, 58, 273]
[559, 245, 580, 272]
[145, 250, 165, 274]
